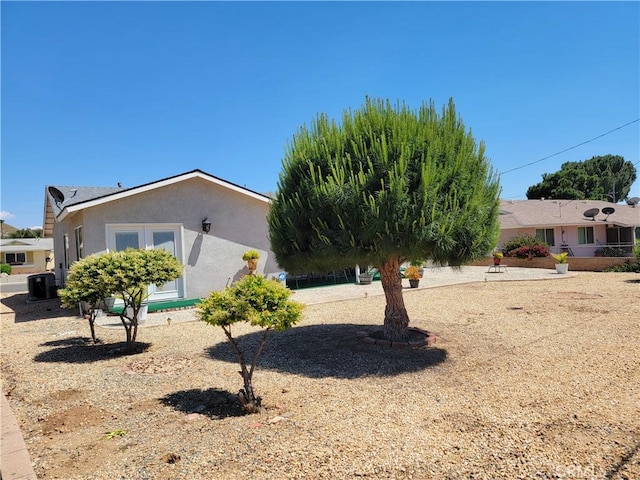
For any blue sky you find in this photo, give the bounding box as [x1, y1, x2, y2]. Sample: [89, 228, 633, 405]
[2, 1, 639, 229]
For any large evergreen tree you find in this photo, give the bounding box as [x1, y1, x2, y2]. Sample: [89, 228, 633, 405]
[526, 155, 637, 202]
[268, 98, 501, 341]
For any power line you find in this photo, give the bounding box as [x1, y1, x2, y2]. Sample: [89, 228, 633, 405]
[500, 119, 640, 175]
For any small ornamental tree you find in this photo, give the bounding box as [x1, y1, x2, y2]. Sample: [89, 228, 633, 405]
[59, 253, 112, 343]
[198, 275, 303, 414]
[61, 248, 182, 350]
[101, 248, 183, 350]
[268, 97, 500, 341]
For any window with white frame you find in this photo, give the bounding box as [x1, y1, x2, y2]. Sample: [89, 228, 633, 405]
[536, 228, 555, 246]
[5, 252, 26, 264]
[74, 226, 84, 260]
[578, 226, 594, 245]
[63, 234, 70, 269]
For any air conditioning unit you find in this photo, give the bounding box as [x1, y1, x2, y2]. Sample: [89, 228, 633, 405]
[27, 273, 57, 301]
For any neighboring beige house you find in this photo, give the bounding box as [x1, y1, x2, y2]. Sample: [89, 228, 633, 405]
[42, 169, 280, 300]
[498, 199, 640, 257]
[0, 238, 54, 274]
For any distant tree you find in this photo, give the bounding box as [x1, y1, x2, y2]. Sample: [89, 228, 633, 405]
[8, 228, 42, 238]
[198, 274, 303, 414]
[268, 97, 501, 342]
[526, 155, 637, 202]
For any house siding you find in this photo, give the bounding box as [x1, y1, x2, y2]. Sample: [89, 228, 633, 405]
[55, 177, 278, 298]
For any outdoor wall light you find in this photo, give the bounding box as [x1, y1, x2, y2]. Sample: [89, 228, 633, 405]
[201, 218, 212, 234]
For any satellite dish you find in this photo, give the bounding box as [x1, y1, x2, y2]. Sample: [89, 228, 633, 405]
[48, 186, 65, 205]
[602, 206, 615, 221]
[583, 208, 599, 220]
[627, 197, 640, 207]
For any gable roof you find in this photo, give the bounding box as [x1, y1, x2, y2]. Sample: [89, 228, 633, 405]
[500, 199, 640, 229]
[0, 237, 53, 252]
[43, 169, 270, 237]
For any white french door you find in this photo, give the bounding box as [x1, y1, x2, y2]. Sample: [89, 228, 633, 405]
[107, 224, 184, 301]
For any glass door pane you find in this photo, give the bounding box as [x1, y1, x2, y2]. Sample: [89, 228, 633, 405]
[148, 229, 182, 300]
[152, 231, 178, 295]
[115, 232, 140, 250]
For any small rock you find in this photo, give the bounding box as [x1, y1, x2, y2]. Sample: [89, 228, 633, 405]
[162, 453, 180, 464]
[268, 416, 287, 424]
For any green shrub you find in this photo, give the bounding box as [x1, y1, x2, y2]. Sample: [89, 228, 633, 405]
[242, 250, 260, 261]
[595, 246, 626, 257]
[0, 264, 11, 275]
[603, 261, 640, 273]
[634, 240, 640, 260]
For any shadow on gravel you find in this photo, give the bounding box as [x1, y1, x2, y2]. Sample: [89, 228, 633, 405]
[33, 341, 151, 363]
[205, 323, 446, 379]
[160, 388, 246, 420]
[40, 336, 100, 347]
[1, 293, 72, 323]
[604, 441, 640, 479]
[624, 278, 640, 284]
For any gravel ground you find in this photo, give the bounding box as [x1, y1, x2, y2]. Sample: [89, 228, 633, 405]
[1, 271, 639, 480]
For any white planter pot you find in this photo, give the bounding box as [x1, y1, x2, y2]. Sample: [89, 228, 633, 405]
[126, 304, 148, 324]
[555, 263, 569, 274]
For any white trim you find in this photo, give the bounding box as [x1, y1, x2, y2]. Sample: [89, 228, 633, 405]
[58, 171, 269, 221]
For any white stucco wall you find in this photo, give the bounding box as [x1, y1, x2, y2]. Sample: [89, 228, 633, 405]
[56, 177, 280, 298]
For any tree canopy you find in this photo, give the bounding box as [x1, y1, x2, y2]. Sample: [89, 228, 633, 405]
[268, 97, 501, 341]
[526, 155, 637, 203]
[7, 227, 42, 238]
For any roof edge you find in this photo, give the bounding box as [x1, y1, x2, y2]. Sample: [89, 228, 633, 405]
[56, 169, 270, 221]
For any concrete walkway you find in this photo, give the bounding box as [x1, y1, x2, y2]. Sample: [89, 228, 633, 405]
[289, 265, 576, 305]
[1, 395, 37, 480]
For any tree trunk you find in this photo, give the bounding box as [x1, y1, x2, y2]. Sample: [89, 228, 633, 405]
[88, 312, 97, 343]
[120, 315, 133, 348]
[379, 258, 410, 342]
[222, 326, 266, 414]
[239, 375, 264, 414]
[131, 319, 138, 344]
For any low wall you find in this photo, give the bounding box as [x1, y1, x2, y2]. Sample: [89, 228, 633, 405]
[473, 257, 635, 272]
